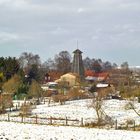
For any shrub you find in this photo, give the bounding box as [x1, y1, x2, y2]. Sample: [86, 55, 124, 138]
[52, 94, 68, 105]
[0, 94, 13, 113]
[126, 119, 134, 125]
[20, 103, 32, 116]
[84, 121, 106, 128]
[120, 87, 140, 99]
[67, 87, 88, 100]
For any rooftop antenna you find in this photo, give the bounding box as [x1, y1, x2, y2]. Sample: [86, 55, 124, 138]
[77, 40, 79, 49]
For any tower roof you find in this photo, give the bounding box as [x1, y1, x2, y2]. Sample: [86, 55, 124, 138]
[73, 49, 82, 54]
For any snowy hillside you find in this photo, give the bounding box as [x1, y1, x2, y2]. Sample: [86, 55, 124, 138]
[0, 99, 140, 140]
[31, 99, 140, 126]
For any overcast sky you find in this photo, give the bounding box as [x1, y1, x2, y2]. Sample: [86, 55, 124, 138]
[0, 0, 140, 66]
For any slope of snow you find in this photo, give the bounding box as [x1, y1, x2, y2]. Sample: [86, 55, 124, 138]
[31, 99, 140, 126]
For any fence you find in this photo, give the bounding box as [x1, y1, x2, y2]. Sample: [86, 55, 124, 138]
[0, 114, 138, 131]
[114, 119, 137, 131]
[0, 114, 84, 127]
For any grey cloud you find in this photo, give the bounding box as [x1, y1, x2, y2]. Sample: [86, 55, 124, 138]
[0, 0, 140, 65]
[0, 32, 20, 43]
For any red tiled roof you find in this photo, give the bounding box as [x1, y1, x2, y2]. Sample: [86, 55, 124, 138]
[94, 72, 109, 78]
[48, 71, 63, 80]
[85, 70, 94, 76]
[85, 70, 109, 79]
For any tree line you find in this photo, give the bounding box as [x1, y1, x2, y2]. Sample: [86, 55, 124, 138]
[0, 51, 129, 99]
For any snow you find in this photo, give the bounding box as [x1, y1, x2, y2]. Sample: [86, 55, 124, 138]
[7, 99, 140, 126]
[0, 99, 140, 139]
[0, 121, 140, 140]
[30, 99, 140, 126]
[103, 99, 140, 125]
[96, 83, 109, 88]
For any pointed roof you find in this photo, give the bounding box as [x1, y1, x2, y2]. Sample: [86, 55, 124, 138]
[73, 49, 82, 54]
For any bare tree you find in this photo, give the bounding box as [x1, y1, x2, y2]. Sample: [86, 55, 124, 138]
[90, 88, 114, 125]
[42, 58, 56, 71]
[92, 60, 102, 73]
[83, 57, 93, 70]
[90, 93, 103, 124]
[103, 61, 112, 71]
[18, 52, 41, 69]
[54, 51, 71, 74]
[121, 61, 129, 70]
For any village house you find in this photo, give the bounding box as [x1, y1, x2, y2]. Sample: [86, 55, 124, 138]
[85, 70, 109, 83]
[55, 73, 80, 87]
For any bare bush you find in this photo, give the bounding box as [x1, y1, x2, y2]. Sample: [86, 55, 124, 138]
[52, 94, 68, 105]
[0, 94, 13, 113]
[20, 103, 33, 116]
[67, 87, 88, 100]
[126, 119, 134, 125]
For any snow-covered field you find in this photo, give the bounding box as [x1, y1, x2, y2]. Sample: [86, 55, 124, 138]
[0, 99, 140, 140]
[0, 121, 140, 140]
[30, 99, 140, 126]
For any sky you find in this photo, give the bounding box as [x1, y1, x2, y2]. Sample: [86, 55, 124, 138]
[0, 0, 140, 66]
